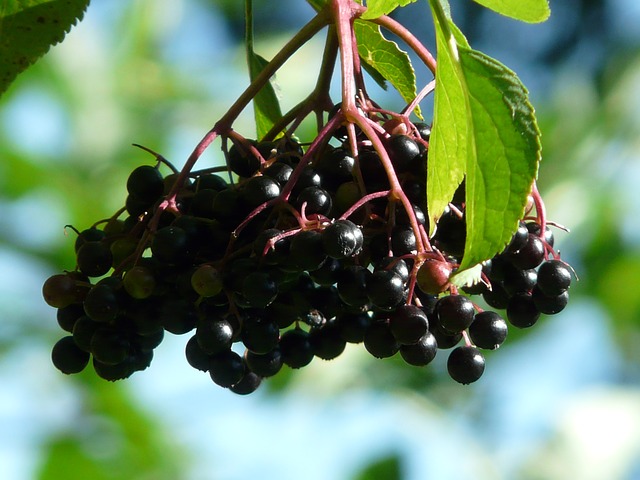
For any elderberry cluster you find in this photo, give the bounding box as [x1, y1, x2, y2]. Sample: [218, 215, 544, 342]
[42, 105, 573, 394]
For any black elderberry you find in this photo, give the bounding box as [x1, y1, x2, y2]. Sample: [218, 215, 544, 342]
[387, 134, 421, 172]
[72, 315, 100, 352]
[291, 168, 323, 196]
[279, 329, 314, 369]
[309, 322, 347, 360]
[374, 257, 410, 284]
[509, 234, 545, 270]
[468, 311, 508, 350]
[229, 371, 262, 395]
[504, 222, 529, 254]
[241, 271, 278, 308]
[395, 202, 427, 226]
[414, 122, 431, 141]
[76, 241, 114, 277]
[241, 176, 280, 209]
[364, 320, 399, 359]
[90, 327, 130, 365]
[51, 336, 90, 374]
[322, 219, 363, 259]
[536, 260, 572, 296]
[526, 222, 555, 247]
[190, 188, 218, 218]
[366, 269, 405, 311]
[135, 328, 164, 352]
[289, 230, 327, 272]
[433, 206, 466, 257]
[196, 318, 234, 355]
[335, 312, 372, 343]
[337, 265, 370, 308]
[240, 315, 280, 354]
[389, 305, 429, 345]
[263, 162, 293, 186]
[391, 225, 417, 256]
[56, 303, 85, 333]
[295, 186, 332, 216]
[151, 226, 192, 265]
[195, 173, 228, 192]
[430, 324, 462, 349]
[447, 346, 485, 385]
[482, 282, 510, 310]
[209, 350, 246, 388]
[315, 147, 355, 189]
[127, 165, 164, 202]
[244, 348, 283, 377]
[506, 293, 540, 328]
[532, 287, 569, 315]
[254, 229, 289, 265]
[210, 187, 241, 225]
[400, 332, 437, 366]
[309, 257, 343, 286]
[228, 140, 260, 177]
[436, 295, 476, 334]
[502, 264, 537, 296]
[73, 227, 106, 253]
[185, 335, 212, 372]
[157, 297, 198, 334]
[83, 284, 120, 323]
[92, 357, 134, 382]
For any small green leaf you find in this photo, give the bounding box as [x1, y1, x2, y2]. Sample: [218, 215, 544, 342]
[472, 0, 550, 23]
[248, 51, 283, 140]
[354, 20, 421, 118]
[428, 0, 541, 271]
[450, 263, 483, 288]
[360, 0, 417, 19]
[0, 0, 90, 96]
[245, 0, 282, 140]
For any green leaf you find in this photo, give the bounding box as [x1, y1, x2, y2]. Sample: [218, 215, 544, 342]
[248, 51, 283, 140]
[360, 0, 417, 19]
[354, 20, 421, 119]
[0, 0, 90, 96]
[472, 0, 550, 23]
[428, 0, 540, 271]
[245, 0, 282, 140]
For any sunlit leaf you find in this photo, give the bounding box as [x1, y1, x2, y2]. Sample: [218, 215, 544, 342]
[472, 0, 550, 23]
[248, 51, 283, 140]
[354, 20, 421, 118]
[428, 0, 540, 271]
[360, 0, 417, 19]
[0, 0, 90, 96]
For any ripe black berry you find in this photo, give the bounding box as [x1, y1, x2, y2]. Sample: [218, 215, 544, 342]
[400, 332, 437, 366]
[279, 329, 314, 369]
[506, 293, 540, 328]
[468, 311, 508, 349]
[389, 305, 429, 345]
[322, 220, 363, 259]
[436, 295, 476, 334]
[447, 346, 485, 384]
[366, 270, 405, 311]
[364, 320, 399, 359]
[209, 350, 245, 388]
[536, 260, 572, 296]
[51, 336, 90, 374]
